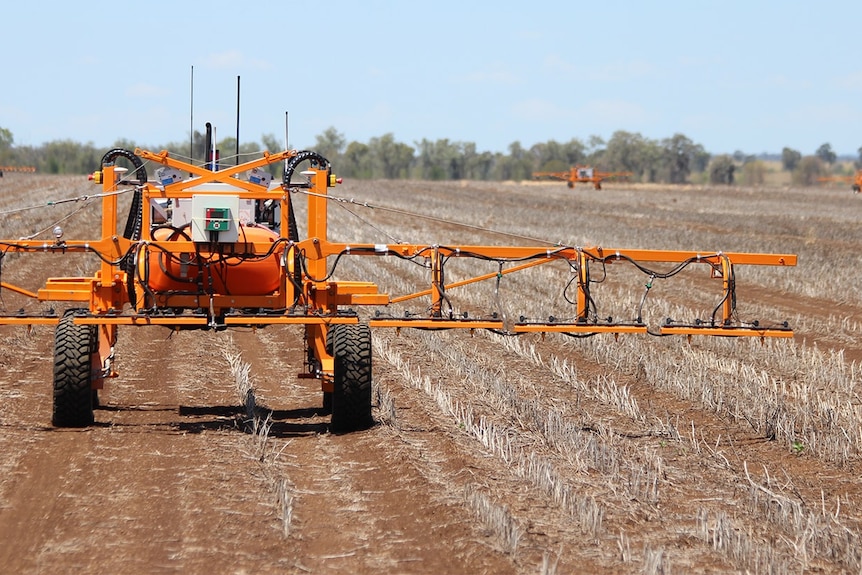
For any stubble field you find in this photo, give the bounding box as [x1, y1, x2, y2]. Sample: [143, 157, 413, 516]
[1, 170, 861, 574]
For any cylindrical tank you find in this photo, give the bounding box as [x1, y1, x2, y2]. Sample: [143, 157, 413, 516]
[142, 225, 284, 295]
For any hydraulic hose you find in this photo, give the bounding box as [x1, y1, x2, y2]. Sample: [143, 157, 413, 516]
[100, 148, 147, 308]
[100, 148, 147, 241]
[282, 151, 329, 305]
[282, 150, 329, 186]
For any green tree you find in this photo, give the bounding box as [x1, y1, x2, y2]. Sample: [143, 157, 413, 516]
[603, 131, 648, 179]
[415, 138, 467, 180]
[256, 134, 285, 178]
[691, 147, 711, 174]
[340, 141, 372, 178]
[0, 127, 13, 149]
[464, 148, 496, 180]
[709, 155, 735, 185]
[415, 138, 443, 180]
[639, 139, 663, 183]
[781, 147, 801, 171]
[367, 134, 413, 179]
[815, 143, 836, 165]
[661, 133, 704, 184]
[586, 135, 606, 165]
[792, 156, 825, 185]
[38, 140, 102, 174]
[0, 127, 13, 165]
[314, 127, 347, 165]
[529, 138, 586, 173]
[504, 141, 533, 181]
[260, 133, 283, 152]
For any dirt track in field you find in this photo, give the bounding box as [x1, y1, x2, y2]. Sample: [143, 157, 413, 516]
[2, 173, 862, 574]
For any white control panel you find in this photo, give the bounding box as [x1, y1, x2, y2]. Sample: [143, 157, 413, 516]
[170, 195, 254, 242]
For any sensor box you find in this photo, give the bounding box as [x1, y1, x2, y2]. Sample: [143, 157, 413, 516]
[189, 195, 240, 242]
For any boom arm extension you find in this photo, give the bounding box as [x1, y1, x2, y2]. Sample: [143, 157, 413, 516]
[0, 147, 796, 339]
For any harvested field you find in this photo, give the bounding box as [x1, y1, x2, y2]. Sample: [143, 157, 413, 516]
[1, 171, 862, 574]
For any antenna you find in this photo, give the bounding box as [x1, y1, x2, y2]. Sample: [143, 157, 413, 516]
[205, 122, 212, 170]
[284, 110, 290, 173]
[235, 75, 240, 166]
[190, 65, 194, 168]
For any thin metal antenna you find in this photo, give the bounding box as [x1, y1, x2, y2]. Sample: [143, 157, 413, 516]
[190, 65, 194, 168]
[235, 75, 240, 166]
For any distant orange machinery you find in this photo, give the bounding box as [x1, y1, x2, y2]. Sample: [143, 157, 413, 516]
[818, 169, 862, 193]
[0, 166, 36, 174]
[532, 166, 632, 189]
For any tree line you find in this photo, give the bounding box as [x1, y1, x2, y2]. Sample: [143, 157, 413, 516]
[0, 125, 859, 185]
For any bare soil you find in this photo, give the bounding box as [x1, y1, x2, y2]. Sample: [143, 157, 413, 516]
[2, 172, 862, 574]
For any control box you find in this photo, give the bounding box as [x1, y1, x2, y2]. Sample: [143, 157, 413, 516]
[184, 195, 240, 242]
[171, 194, 256, 242]
[154, 166, 184, 186]
[204, 207, 231, 232]
[247, 167, 272, 187]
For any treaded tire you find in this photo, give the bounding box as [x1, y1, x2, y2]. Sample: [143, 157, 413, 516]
[320, 326, 335, 414]
[330, 324, 374, 433]
[52, 309, 96, 427]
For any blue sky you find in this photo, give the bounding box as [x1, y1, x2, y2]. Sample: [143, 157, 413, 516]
[2, 1, 860, 156]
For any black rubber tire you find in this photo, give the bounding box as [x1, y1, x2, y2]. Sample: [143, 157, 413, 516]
[52, 310, 96, 427]
[321, 326, 335, 414]
[330, 324, 374, 433]
[322, 390, 333, 415]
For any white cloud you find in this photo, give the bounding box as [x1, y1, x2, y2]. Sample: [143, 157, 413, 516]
[543, 53, 577, 75]
[540, 54, 655, 82]
[509, 97, 647, 131]
[125, 83, 170, 99]
[794, 102, 861, 124]
[835, 71, 862, 92]
[510, 98, 573, 122]
[578, 99, 647, 124]
[458, 62, 521, 86]
[203, 51, 271, 70]
[585, 59, 656, 83]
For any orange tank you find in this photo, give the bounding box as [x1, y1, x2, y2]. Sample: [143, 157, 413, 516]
[142, 225, 285, 295]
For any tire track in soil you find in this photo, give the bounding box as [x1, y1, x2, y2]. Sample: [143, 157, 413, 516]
[0, 327, 293, 574]
[237, 322, 621, 572]
[229, 326, 525, 574]
[372, 329, 674, 573]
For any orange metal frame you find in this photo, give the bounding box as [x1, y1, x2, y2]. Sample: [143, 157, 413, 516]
[819, 169, 862, 193]
[0, 148, 798, 387]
